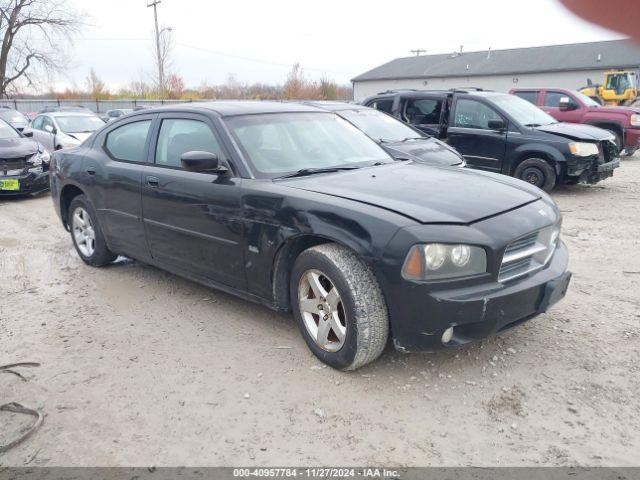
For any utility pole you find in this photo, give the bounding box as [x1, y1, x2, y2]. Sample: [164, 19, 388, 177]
[410, 49, 426, 57]
[147, 0, 164, 99]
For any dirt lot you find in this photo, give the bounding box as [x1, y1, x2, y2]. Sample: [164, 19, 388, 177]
[1, 157, 640, 467]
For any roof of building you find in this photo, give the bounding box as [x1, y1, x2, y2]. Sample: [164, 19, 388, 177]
[352, 39, 640, 82]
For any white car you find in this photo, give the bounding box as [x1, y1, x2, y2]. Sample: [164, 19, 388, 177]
[23, 112, 105, 151]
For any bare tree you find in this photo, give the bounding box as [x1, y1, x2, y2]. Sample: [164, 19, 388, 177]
[85, 68, 107, 100]
[149, 26, 173, 97]
[0, 0, 81, 97]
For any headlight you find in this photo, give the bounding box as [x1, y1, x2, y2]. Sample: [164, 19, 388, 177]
[402, 243, 487, 280]
[631, 114, 640, 127]
[568, 142, 599, 157]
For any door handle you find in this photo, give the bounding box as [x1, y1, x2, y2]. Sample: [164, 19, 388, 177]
[86, 167, 96, 175]
[146, 176, 159, 187]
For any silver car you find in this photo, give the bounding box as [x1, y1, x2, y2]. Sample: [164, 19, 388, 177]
[23, 112, 105, 151]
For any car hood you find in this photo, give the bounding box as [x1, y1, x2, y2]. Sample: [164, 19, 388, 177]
[0, 137, 39, 158]
[535, 122, 613, 141]
[381, 137, 464, 166]
[282, 162, 541, 224]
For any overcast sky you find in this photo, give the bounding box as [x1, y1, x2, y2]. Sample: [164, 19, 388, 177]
[61, 0, 623, 91]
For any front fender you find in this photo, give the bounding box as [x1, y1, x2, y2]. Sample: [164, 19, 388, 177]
[508, 142, 567, 175]
[240, 182, 413, 304]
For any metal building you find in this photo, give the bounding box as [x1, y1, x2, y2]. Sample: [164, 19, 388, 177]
[352, 39, 640, 101]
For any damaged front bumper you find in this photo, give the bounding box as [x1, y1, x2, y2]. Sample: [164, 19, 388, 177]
[390, 242, 571, 352]
[0, 169, 50, 197]
[565, 155, 620, 185]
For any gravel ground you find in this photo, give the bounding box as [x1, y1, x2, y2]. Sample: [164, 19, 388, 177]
[1, 156, 639, 467]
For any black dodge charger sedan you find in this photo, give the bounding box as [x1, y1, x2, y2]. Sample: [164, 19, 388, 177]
[0, 118, 50, 196]
[50, 101, 571, 370]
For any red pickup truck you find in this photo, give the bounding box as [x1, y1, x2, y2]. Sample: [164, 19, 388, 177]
[510, 88, 640, 155]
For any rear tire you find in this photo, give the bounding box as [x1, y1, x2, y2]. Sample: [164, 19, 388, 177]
[290, 243, 389, 371]
[68, 194, 117, 267]
[513, 158, 556, 192]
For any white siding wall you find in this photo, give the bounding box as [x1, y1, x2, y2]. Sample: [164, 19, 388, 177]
[353, 69, 610, 101]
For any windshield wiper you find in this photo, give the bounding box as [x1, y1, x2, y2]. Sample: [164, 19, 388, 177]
[277, 166, 361, 179]
[400, 137, 427, 142]
[524, 123, 542, 127]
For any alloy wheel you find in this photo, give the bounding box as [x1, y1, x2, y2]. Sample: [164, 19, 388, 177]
[72, 207, 96, 257]
[298, 269, 347, 352]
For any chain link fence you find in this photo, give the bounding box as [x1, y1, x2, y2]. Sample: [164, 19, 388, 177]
[0, 98, 211, 115]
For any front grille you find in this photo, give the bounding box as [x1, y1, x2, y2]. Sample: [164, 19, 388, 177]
[499, 226, 559, 283]
[1, 156, 29, 175]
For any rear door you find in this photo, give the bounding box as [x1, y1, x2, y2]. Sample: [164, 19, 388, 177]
[86, 114, 156, 261]
[445, 96, 507, 172]
[141, 112, 246, 289]
[541, 90, 584, 123]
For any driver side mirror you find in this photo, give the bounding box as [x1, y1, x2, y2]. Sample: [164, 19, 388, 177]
[559, 97, 578, 111]
[181, 151, 227, 174]
[45, 124, 57, 134]
[488, 119, 506, 131]
[23, 130, 33, 137]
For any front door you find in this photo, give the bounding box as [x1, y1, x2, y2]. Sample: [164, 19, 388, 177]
[541, 90, 584, 123]
[141, 113, 246, 289]
[446, 97, 507, 172]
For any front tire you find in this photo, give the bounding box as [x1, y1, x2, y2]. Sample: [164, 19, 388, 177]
[290, 243, 389, 371]
[514, 158, 556, 192]
[69, 195, 117, 267]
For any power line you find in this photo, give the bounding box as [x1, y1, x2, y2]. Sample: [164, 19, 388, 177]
[79, 37, 357, 77]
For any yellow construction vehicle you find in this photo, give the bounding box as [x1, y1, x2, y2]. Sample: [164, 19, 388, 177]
[579, 70, 639, 107]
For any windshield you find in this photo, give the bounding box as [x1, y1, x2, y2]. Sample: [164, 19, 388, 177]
[0, 119, 20, 139]
[339, 109, 423, 142]
[56, 115, 105, 133]
[495, 94, 557, 126]
[572, 90, 600, 107]
[225, 112, 393, 178]
[0, 110, 28, 124]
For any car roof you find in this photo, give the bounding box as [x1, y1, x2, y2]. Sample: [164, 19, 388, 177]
[300, 101, 369, 112]
[44, 111, 99, 117]
[125, 100, 325, 118]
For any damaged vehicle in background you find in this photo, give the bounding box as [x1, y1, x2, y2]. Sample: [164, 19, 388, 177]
[0, 106, 30, 132]
[302, 101, 465, 166]
[51, 101, 571, 370]
[23, 111, 105, 151]
[0, 118, 50, 196]
[363, 89, 620, 191]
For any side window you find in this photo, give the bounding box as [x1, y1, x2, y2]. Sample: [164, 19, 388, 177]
[155, 119, 224, 168]
[403, 98, 443, 125]
[543, 91, 568, 107]
[42, 117, 54, 131]
[31, 116, 44, 130]
[513, 91, 538, 105]
[105, 120, 152, 162]
[367, 98, 394, 114]
[453, 99, 502, 130]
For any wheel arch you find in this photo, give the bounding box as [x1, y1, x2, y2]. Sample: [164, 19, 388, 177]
[584, 120, 624, 143]
[271, 233, 373, 312]
[510, 145, 563, 177]
[59, 183, 86, 230]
